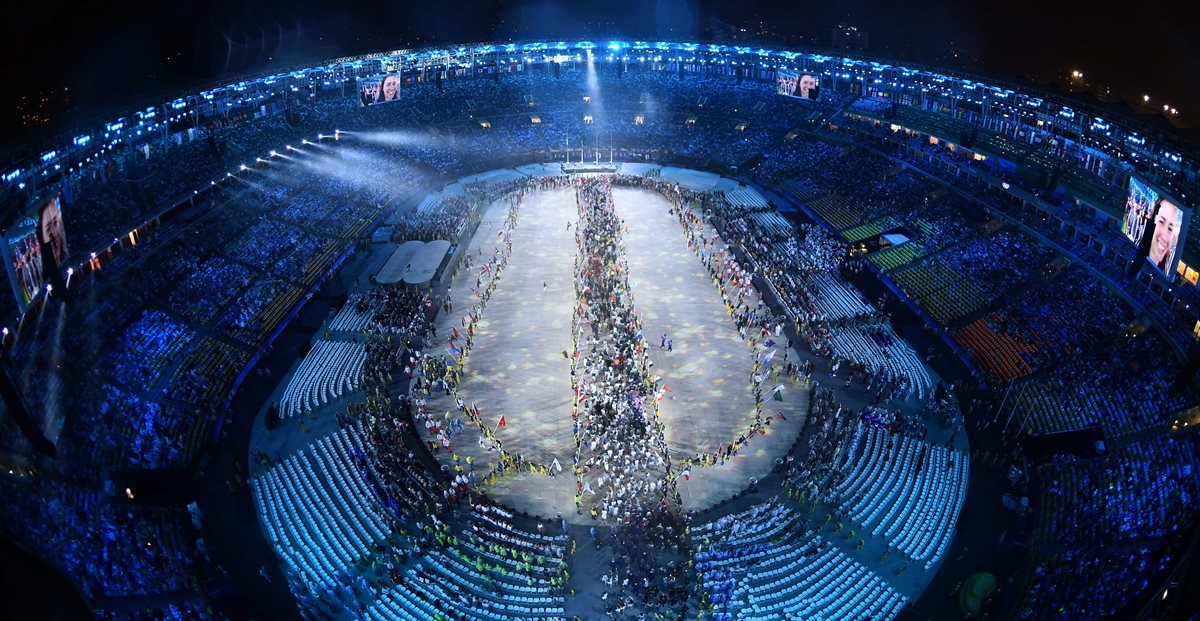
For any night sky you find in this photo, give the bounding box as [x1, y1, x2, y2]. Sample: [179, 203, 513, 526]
[0, 0, 1197, 143]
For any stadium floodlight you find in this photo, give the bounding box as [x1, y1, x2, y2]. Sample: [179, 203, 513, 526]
[256, 158, 264, 163]
[240, 164, 248, 170]
[2, 328, 7, 337]
[45, 284, 52, 293]
[270, 151, 277, 157]
[67, 268, 73, 276]
[1144, 95, 1151, 102]
[318, 134, 324, 140]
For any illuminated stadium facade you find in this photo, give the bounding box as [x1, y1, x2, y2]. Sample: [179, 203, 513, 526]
[0, 39, 1198, 621]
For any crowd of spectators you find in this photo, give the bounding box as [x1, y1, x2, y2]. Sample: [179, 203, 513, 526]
[1019, 435, 1200, 619]
[891, 229, 1057, 325]
[956, 264, 1133, 381]
[1011, 328, 1196, 438]
[0, 480, 202, 603]
[1, 123, 424, 619]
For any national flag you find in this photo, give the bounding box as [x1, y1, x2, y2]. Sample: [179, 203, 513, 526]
[452, 327, 460, 339]
[447, 347, 462, 356]
[552, 458, 563, 473]
[656, 385, 672, 402]
[497, 416, 507, 430]
[583, 481, 595, 494]
[682, 469, 690, 481]
[761, 349, 776, 367]
[771, 384, 786, 402]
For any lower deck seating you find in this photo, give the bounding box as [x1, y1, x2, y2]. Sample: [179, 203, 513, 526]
[252, 427, 391, 591]
[834, 427, 968, 567]
[692, 499, 907, 620]
[279, 340, 365, 418]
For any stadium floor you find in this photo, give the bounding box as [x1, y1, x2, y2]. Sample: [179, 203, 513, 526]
[240, 166, 975, 616]
[421, 184, 809, 516]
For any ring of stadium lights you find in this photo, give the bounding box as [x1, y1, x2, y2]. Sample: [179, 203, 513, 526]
[4, 39, 1196, 196]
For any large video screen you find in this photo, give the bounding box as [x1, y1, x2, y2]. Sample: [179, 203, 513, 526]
[38, 192, 68, 277]
[357, 73, 401, 107]
[1, 192, 69, 312]
[776, 69, 821, 101]
[1122, 177, 1188, 278]
[4, 217, 44, 311]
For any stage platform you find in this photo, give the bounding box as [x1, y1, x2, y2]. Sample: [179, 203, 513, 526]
[561, 162, 620, 174]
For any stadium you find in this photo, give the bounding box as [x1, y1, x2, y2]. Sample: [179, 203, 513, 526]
[0, 6, 1199, 621]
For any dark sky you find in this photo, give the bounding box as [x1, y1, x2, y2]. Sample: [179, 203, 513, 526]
[1, 0, 1197, 142]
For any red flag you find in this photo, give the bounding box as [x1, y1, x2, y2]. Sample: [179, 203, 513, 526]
[497, 416, 507, 430]
[661, 385, 672, 393]
[452, 327, 460, 339]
